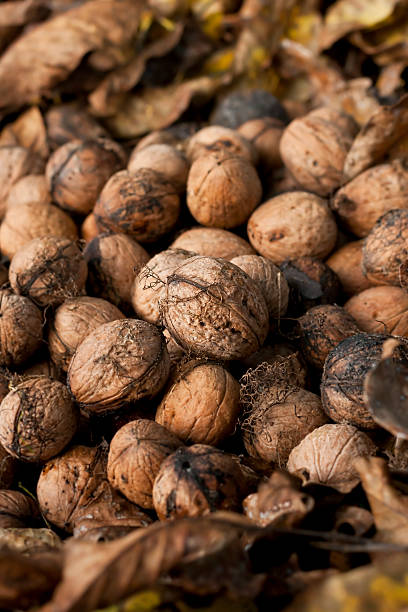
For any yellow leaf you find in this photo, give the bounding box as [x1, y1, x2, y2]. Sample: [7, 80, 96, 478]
[326, 0, 399, 28]
[202, 48, 235, 75]
[286, 12, 322, 50]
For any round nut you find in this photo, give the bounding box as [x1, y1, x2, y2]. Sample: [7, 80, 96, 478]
[171, 226, 255, 260]
[0, 376, 78, 462]
[81, 213, 100, 243]
[128, 144, 188, 192]
[210, 89, 289, 128]
[187, 125, 256, 163]
[0, 146, 44, 218]
[344, 286, 408, 336]
[68, 319, 170, 413]
[247, 192, 337, 263]
[326, 240, 373, 296]
[0, 490, 39, 528]
[238, 117, 284, 169]
[107, 419, 183, 508]
[162, 255, 269, 360]
[0, 290, 43, 367]
[6, 174, 50, 208]
[45, 104, 108, 150]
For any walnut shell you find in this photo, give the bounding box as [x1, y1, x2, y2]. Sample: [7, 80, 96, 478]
[48, 297, 124, 371]
[131, 248, 194, 325]
[321, 333, 408, 428]
[45, 104, 108, 150]
[156, 361, 241, 445]
[243, 387, 328, 466]
[344, 286, 408, 335]
[81, 213, 100, 243]
[187, 153, 262, 228]
[0, 490, 39, 528]
[68, 319, 170, 413]
[239, 343, 307, 388]
[362, 209, 408, 286]
[0, 290, 43, 367]
[162, 255, 269, 360]
[326, 240, 373, 296]
[0, 199, 78, 260]
[128, 144, 188, 192]
[171, 227, 255, 260]
[238, 117, 284, 169]
[84, 233, 149, 308]
[135, 130, 179, 151]
[210, 89, 289, 128]
[187, 125, 256, 163]
[107, 419, 183, 508]
[6, 174, 50, 208]
[287, 424, 376, 493]
[22, 359, 61, 380]
[9, 236, 88, 307]
[332, 160, 408, 237]
[94, 168, 180, 243]
[46, 138, 125, 215]
[279, 107, 357, 196]
[297, 304, 361, 369]
[0, 441, 16, 489]
[247, 192, 337, 263]
[0, 376, 78, 462]
[152, 444, 245, 520]
[230, 255, 289, 318]
[0, 146, 44, 218]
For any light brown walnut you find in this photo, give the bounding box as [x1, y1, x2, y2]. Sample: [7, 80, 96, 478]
[171, 227, 255, 260]
[345, 286, 408, 336]
[187, 125, 256, 164]
[326, 240, 373, 296]
[0, 290, 43, 367]
[128, 144, 188, 192]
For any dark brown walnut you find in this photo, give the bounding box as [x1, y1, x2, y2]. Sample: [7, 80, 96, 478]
[362, 209, 408, 286]
[131, 248, 194, 325]
[297, 305, 361, 369]
[321, 333, 408, 428]
[0, 290, 43, 367]
[281, 256, 341, 316]
[128, 144, 189, 193]
[48, 297, 124, 371]
[84, 233, 149, 309]
[345, 286, 408, 335]
[187, 153, 262, 229]
[107, 419, 183, 509]
[162, 255, 269, 360]
[0, 264, 8, 288]
[326, 240, 373, 296]
[93, 168, 180, 243]
[0, 441, 16, 489]
[0, 145, 44, 218]
[287, 424, 376, 493]
[9, 236, 88, 307]
[156, 361, 241, 446]
[239, 343, 308, 388]
[231, 255, 289, 319]
[186, 125, 256, 164]
[0, 376, 78, 462]
[171, 227, 255, 260]
[81, 213, 100, 243]
[331, 160, 408, 238]
[6, 174, 50, 208]
[0, 490, 39, 528]
[45, 104, 109, 150]
[0, 199, 78, 260]
[22, 358, 61, 380]
[68, 319, 170, 413]
[238, 117, 284, 170]
[152, 444, 245, 520]
[242, 387, 328, 466]
[247, 192, 337, 263]
[46, 138, 126, 216]
[279, 107, 357, 196]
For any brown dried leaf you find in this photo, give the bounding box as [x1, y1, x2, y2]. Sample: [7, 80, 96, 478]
[0, 107, 48, 158]
[355, 456, 408, 544]
[0, 0, 48, 28]
[343, 94, 408, 180]
[0, 0, 142, 115]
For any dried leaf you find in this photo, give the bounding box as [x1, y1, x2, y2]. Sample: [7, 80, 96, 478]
[0, 0, 142, 115]
[333, 506, 374, 537]
[343, 94, 408, 180]
[0, 0, 48, 28]
[355, 456, 408, 544]
[0, 107, 48, 158]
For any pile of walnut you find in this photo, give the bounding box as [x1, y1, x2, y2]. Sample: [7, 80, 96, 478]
[1, 92, 407, 545]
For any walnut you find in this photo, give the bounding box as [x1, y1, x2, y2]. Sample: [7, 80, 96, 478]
[0, 442, 16, 489]
[279, 107, 357, 196]
[0, 376, 78, 462]
[152, 444, 245, 520]
[297, 304, 361, 369]
[80, 213, 100, 243]
[239, 343, 307, 388]
[48, 297, 124, 371]
[344, 286, 408, 335]
[210, 89, 289, 129]
[186, 125, 256, 163]
[0, 490, 39, 528]
[0, 290, 43, 367]
[135, 130, 179, 151]
[84, 233, 149, 309]
[171, 226, 255, 260]
[321, 333, 408, 428]
[187, 153, 262, 228]
[45, 104, 108, 150]
[247, 192, 337, 263]
[162, 255, 269, 360]
[238, 117, 284, 170]
[46, 138, 125, 215]
[287, 424, 376, 493]
[0, 199, 78, 260]
[230, 255, 289, 318]
[332, 160, 408, 237]
[107, 419, 183, 508]
[131, 248, 194, 325]
[6, 174, 50, 208]
[128, 144, 189, 192]
[156, 360, 241, 445]
[0, 146, 44, 218]
[93, 168, 180, 243]
[9, 236, 88, 307]
[68, 319, 170, 413]
[326, 240, 373, 296]
[22, 358, 61, 380]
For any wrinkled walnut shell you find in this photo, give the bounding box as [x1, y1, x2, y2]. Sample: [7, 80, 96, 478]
[344, 286, 408, 336]
[171, 226, 255, 260]
[0, 490, 39, 528]
[0, 290, 43, 367]
[128, 144, 188, 192]
[187, 125, 256, 163]
[0, 146, 44, 218]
